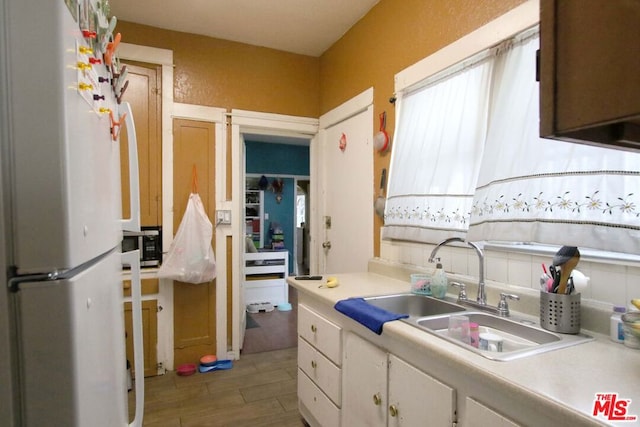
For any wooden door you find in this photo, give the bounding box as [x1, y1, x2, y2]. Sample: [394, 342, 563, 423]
[172, 118, 217, 366]
[120, 62, 162, 226]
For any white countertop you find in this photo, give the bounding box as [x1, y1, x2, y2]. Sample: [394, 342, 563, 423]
[288, 272, 640, 426]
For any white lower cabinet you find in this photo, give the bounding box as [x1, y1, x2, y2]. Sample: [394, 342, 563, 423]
[465, 397, 520, 427]
[299, 371, 341, 427]
[297, 304, 342, 426]
[343, 332, 456, 427]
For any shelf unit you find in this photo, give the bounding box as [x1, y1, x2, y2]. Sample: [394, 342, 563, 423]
[245, 189, 264, 248]
[243, 251, 289, 307]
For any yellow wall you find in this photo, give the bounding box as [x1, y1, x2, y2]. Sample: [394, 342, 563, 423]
[320, 0, 526, 254]
[116, 0, 526, 256]
[115, 21, 321, 118]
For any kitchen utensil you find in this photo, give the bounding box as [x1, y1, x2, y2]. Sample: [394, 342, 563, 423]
[540, 291, 581, 334]
[548, 265, 560, 292]
[374, 112, 390, 152]
[540, 265, 552, 291]
[374, 168, 387, 218]
[539, 273, 552, 292]
[553, 246, 580, 294]
[570, 269, 589, 293]
[198, 359, 233, 373]
[552, 246, 579, 266]
[541, 263, 549, 276]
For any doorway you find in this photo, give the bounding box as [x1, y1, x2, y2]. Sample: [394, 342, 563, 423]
[230, 110, 318, 358]
[243, 137, 310, 275]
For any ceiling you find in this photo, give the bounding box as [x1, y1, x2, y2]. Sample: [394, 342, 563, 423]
[108, 0, 380, 57]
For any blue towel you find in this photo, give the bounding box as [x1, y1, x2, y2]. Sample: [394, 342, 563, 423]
[334, 298, 409, 335]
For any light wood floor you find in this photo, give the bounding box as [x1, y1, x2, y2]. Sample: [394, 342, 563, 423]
[130, 287, 305, 426]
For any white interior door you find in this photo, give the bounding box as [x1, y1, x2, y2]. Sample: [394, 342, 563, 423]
[318, 89, 374, 274]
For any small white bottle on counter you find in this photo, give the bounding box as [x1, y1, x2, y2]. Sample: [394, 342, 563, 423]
[610, 305, 626, 343]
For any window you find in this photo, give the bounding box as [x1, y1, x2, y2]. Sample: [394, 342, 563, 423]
[385, 28, 640, 255]
[383, 50, 493, 244]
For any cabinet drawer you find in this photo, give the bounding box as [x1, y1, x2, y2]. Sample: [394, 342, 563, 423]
[298, 337, 341, 406]
[299, 368, 341, 427]
[298, 304, 342, 365]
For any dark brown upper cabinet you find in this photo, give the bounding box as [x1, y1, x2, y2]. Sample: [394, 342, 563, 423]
[539, 0, 640, 151]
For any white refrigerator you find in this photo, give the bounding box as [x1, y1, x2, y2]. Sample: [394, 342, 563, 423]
[0, 0, 144, 426]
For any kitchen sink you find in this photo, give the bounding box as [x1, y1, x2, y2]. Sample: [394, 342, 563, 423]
[364, 293, 466, 317]
[410, 311, 593, 361]
[362, 293, 593, 361]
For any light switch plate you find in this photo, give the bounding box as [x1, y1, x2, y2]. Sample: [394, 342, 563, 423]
[216, 210, 232, 224]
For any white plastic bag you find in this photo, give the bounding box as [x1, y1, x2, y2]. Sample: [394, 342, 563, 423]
[157, 193, 216, 284]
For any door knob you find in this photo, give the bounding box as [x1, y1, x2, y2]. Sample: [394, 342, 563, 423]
[322, 241, 331, 249]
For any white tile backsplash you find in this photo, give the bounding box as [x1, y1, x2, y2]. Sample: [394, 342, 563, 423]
[486, 253, 508, 284]
[590, 264, 627, 306]
[379, 239, 639, 309]
[506, 254, 532, 289]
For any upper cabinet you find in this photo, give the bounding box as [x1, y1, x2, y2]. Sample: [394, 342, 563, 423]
[120, 62, 163, 226]
[539, 0, 640, 151]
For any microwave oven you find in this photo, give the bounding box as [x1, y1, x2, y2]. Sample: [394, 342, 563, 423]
[122, 226, 163, 267]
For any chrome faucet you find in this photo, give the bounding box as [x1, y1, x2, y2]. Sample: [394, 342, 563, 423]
[428, 237, 486, 305]
[429, 237, 520, 317]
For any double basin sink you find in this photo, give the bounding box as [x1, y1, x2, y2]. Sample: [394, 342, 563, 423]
[364, 293, 592, 361]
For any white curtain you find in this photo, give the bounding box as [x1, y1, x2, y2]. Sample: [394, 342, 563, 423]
[466, 34, 640, 254]
[382, 55, 493, 243]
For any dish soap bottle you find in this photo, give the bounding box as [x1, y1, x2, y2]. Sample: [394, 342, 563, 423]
[431, 261, 448, 299]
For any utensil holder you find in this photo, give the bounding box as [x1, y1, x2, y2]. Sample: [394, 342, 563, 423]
[539, 291, 581, 334]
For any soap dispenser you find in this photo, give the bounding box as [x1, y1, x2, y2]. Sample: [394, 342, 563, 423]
[431, 260, 448, 299]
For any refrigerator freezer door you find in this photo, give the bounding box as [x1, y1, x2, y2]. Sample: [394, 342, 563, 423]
[7, 0, 122, 274]
[16, 250, 127, 426]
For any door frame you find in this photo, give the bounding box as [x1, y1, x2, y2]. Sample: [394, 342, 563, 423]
[118, 42, 176, 371]
[231, 110, 318, 358]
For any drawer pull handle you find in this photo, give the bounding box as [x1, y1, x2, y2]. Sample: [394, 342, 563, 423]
[310, 324, 317, 333]
[311, 360, 317, 369]
[389, 405, 398, 417]
[373, 393, 382, 406]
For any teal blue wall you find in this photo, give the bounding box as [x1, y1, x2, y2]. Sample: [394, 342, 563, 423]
[246, 141, 309, 273]
[245, 141, 309, 175]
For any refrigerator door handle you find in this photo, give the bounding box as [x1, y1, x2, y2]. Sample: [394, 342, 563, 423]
[120, 102, 141, 233]
[122, 250, 144, 427]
